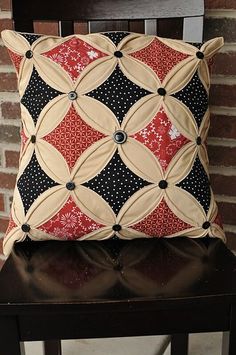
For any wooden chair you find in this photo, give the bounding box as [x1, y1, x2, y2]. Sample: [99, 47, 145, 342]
[1, 0, 236, 354]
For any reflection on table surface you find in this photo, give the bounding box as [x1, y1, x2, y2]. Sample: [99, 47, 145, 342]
[3, 237, 236, 302]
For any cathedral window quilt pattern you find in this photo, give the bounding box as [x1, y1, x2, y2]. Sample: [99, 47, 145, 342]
[1, 30, 225, 256]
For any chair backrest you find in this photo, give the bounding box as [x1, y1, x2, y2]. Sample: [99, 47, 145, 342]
[12, 0, 204, 42]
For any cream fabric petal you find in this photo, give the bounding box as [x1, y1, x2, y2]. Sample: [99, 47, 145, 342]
[36, 96, 70, 137]
[118, 227, 149, 239]
[163, 96, 198, 140]
[208, 198, 218, 222]
[32, 35, 66, 53]
[118, 185, 163, 226]
[18, 59, 34, 96]
[166, 187, 205, 227]
[199, 61, 210, 91]
[34, 54, 73, 92]
[209, 224, 226, 241]
[199, 144, 209, 170]
[77, 57, 117, 94]
[75, 96, 119, 135]
[200, 110, 210, 141]
[119, 55, 159, 92]
[201, 37, 224, 59]
[79, 228, 114, 241]
[175, 228, 207, 238]
[122, 35, 154, 53]
[72, 138, 116, 183]
[21, 104, 36, 136]
[1, 30, 29, 54]
[35, 140, 70, 183]
[158, 36, 197, 56]
[3, 228, 25, 257]
[82, 33, 116, 54]
[119, 138, 163, 183]
[12, 188, 25, 225]
[27, 186, 69, 227]
[17, 143, 35, 179]
[163, 58, 199, 94]
[165, 143, 197, 183]
[29, 228, 62, 241]
[122, 94, 162, 135]
[73, 185, 116, 225]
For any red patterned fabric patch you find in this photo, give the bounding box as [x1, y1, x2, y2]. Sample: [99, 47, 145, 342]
[42, 37, 108, 81]
[39, 196, 104, 239]
[20, 129, 28, 152]
[129, 38, 189, 82]
[5, 214, 17, 235]
[8, 49, 23, 73]
[43, 105, 105, 169]
[213, 213, 223, 229]
[131, 199, 192, 237]
[131, 107, 189, 170]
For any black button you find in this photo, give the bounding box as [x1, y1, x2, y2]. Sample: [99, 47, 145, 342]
[113, 130, 127, 144]
[196, 136, 202, 145]
[21, 224, 30, 233]
[157, 88, 166, 96]
[31, 135, 36, 143]
[158, 180, 168, 189]
[113, 224, 122, 232]
[25, 50, 33, 59]
[114, 51, 123, 58]
[66, 181, 75, 190]
[68, 91, 77, 100]
[196, 51, 204, 59]
[202, 221, 211, 229]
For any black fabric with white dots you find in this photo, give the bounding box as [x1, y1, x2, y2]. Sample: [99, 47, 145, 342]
[17, 152, 59, 214]
[86, 65, 150, 124]
[176, 156, 211, 213]
[19, 33, 41, 45]
[21, 67, 63, 124]
[172, 71, 208, 128]
[103, 32, 130, 46]
[83, 150, 150, 214]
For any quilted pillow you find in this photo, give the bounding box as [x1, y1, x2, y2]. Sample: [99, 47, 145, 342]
[1, 30, 225, 256]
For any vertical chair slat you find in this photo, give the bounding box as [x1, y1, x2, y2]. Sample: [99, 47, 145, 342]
[183, 16, 203, 42]
[144, 19, 157, 35]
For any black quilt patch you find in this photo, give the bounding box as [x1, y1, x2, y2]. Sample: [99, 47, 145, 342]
[176, 156, 211, 214]
[83, 150, 150, 214]
[103, 32, 130, 46]
[17, 152, 59, 214]
[172, 71, 208, 128]
[86, 65, 151, 124]
[19, 33, 41, 45]
[21, 67, 63, 124]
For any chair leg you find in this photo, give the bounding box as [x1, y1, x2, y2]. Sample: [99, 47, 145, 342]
[0, 316, 22, 355]
[43, 340, 62, 355]
[20, 342, 26, 355]
[171, 333, 189, 355]
[222, 304, 236, 355]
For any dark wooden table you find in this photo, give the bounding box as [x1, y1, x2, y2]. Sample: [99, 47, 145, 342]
[0, 237, 236, 355]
